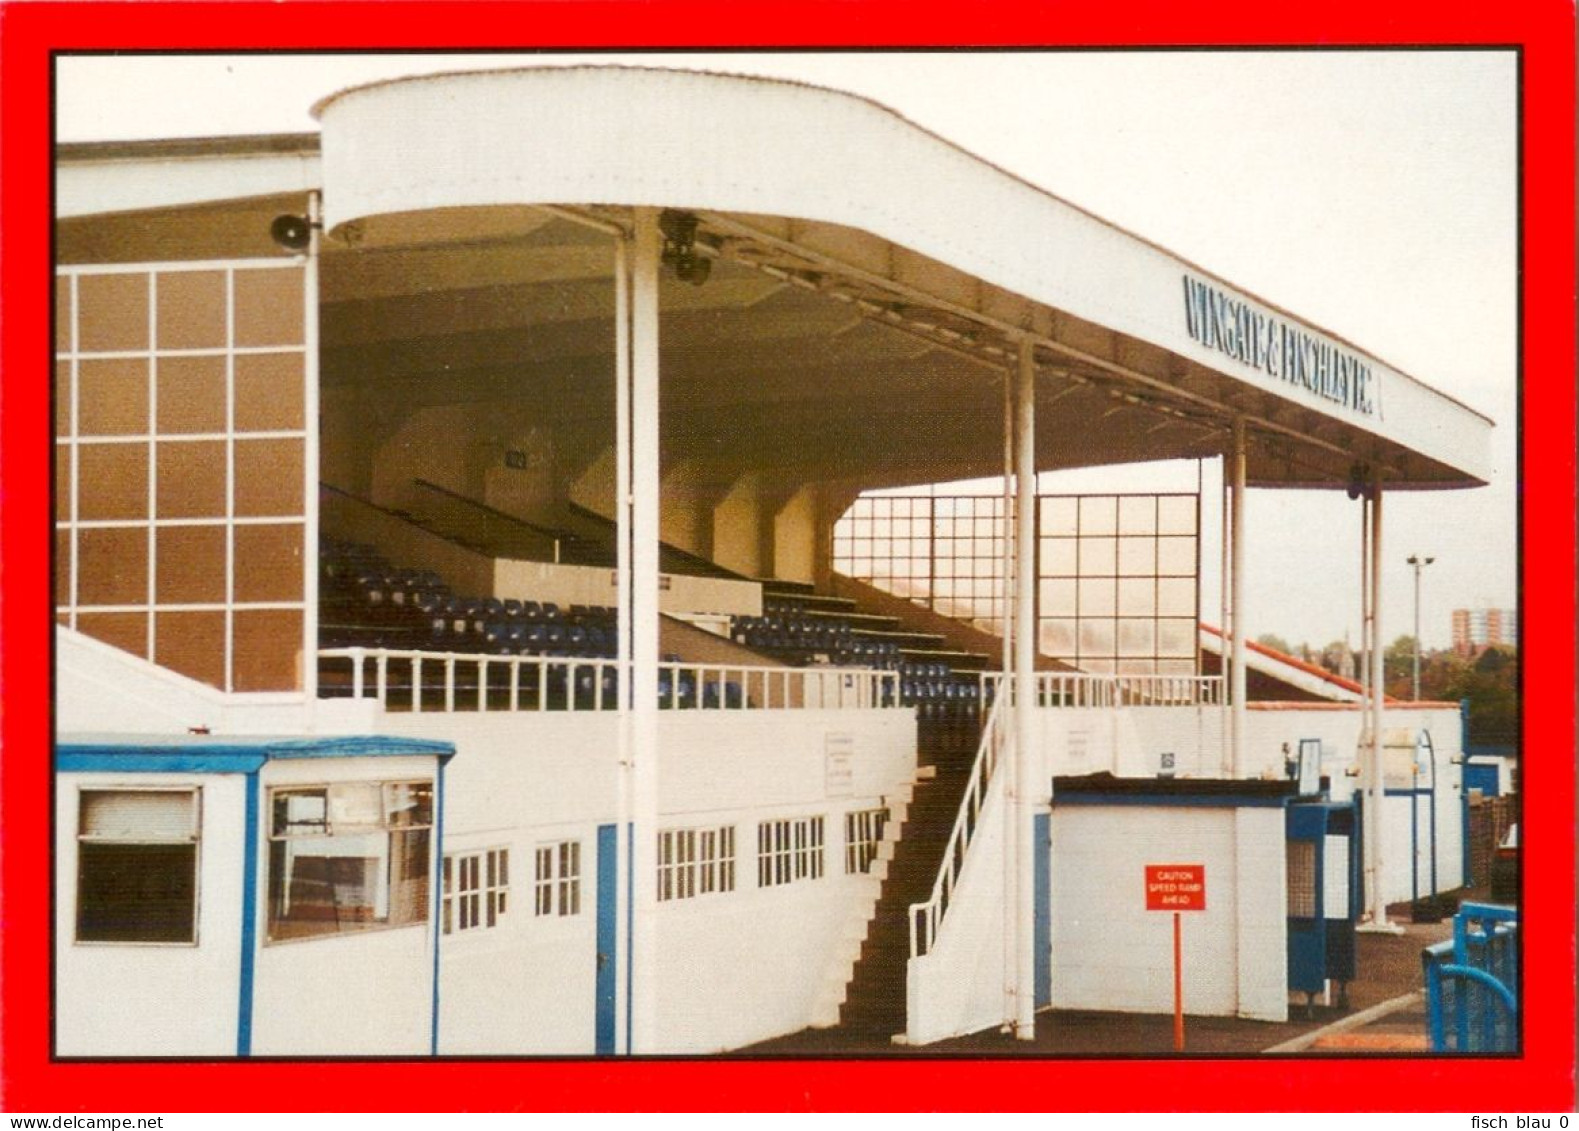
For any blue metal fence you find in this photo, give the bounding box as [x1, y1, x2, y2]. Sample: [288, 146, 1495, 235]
[1422, 902, 1519, 1052]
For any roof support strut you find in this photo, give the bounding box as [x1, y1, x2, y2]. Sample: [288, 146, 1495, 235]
[630, 208, 664, 1046]
[1012, 336, 1039, 1040]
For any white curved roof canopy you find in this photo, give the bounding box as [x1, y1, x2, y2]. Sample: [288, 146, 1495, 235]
[307, 65, 1493, 493]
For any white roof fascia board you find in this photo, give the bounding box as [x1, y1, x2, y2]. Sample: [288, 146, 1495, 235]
[315, 66, 1493, 487]
[56, 149, 321, 219]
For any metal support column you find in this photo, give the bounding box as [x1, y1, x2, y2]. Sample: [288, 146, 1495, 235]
[1229, 418, 1247, 779]
[1000, 369, 1017, 1026]
[1013, 336, 1038, 1039]
[612, 232, 634, 1054]
[1219, 458, 1231, 776]
[630, 208, 663, 1047]
[1363, 470, 1399, 931]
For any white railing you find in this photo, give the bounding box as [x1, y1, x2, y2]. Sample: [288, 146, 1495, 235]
[317, 647, 901, 714]
[975, 671, 1225, 708]
[908, 693, 1006, 958]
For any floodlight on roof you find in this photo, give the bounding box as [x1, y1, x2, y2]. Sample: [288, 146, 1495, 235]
[659, 209, 711, 286]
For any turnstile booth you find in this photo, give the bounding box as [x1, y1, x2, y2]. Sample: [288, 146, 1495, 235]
[1285, 797, 1362, 1014]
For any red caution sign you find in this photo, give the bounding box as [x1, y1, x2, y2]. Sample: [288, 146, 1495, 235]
[1145, 864, 1206, 912]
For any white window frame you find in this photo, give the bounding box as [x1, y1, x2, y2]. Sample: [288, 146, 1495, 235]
[443, 846, 510, 934]
[264, 779, 433, 944]
[844, 807, 889, 875]
[757, 815, 824, 888]
[657, 824, 735, 902]
[75, 785, 201, 946]
[534, 839, 581, 917]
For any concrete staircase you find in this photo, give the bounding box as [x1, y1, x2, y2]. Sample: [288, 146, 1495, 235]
[834, 723, 980, 1038]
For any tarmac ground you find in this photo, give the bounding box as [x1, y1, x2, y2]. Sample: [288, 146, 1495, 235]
[742, 895, 1495, 1058]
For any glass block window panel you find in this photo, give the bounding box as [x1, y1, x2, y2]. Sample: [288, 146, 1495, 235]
[1040, 495, 1078, 536]
[75, 612, 148, 658]
[837, 490, 1198, 676]
[155, 525, 227, 605]
[234, 439, 305, 518]
[234, 267, 306, 347]
[55, 360, 73, 437]
[76, 527, 147, 607]
[233, 523, 305, 604]
[155, 610, 227, 689]
[1116, 618, 1157, 658]
[1158, 494, 1199, 535]
[235, 352, 306, 432]
[1118, 494, 1158, 535]
[1078, 536, 1117, 575]
[1078, 495, 1117, 535]
[56, 261, 310, 692]
[1118, 536, 1157, 576]
[76, 273, 149, 352]
[1117, 577, 1157, 617]
[77, 444, 149, 521]
[55, 275, 72, 354]
[77, 358, 149, 436]
[156, 270, 227, 350]
[156, 355, 227, 434]
[232, 609, 303, 692]
[1157, 536, 1198, 576]
[1157, 577, 1197, 618]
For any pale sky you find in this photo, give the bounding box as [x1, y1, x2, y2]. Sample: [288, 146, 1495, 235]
[56, 51, 1519, 651]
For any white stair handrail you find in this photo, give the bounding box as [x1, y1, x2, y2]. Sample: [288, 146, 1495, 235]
[908, 691, 1007, 958]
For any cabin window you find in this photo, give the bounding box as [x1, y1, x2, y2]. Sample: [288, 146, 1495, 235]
[844, 808, 889, 874]
[757, 816, 824, 888]
[534, 840, 581, 917]
[656, 824, 735, 902]
[266, 780, 432, 942]
[443, 848, 509, 934]
[77, 788, 200, 944]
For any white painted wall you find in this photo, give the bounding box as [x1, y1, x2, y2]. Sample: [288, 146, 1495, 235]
[1049, 803, 1287, 1022]
[1041, 705, 1224, 782]
[905, 772, 1009, 1045]
[653, 799, 894, 1053]
[1244, 704, 1464, 903]
[1040, 701, 1464, 903]
[343, 706, 916, 1053]
[55, 772, 248, 1057]
[57, 626, 311, 736]
[438, 816, 599, 1055]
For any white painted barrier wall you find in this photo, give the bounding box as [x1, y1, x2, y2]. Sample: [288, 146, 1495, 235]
[55, 772, 248, 1057]
[1049, 803, 1287, 1022]
[492, 557, 762, 618]
[1246, 704, 1465, 904]
[57, 626, 310, 737]
[904, 771, 1008, 1045]
[351, 707, 916, 1053]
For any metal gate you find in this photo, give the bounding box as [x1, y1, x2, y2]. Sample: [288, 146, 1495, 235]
[1423, 902, 1519, 1052]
